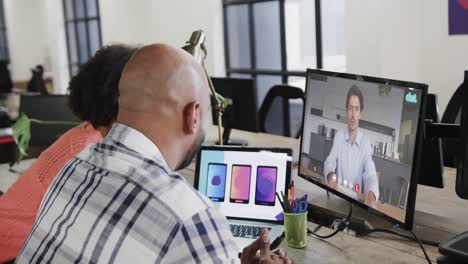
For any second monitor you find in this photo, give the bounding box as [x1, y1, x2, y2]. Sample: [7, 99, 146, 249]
[211, 77, 258, 145]
[299, 69, 427, 229]
[419, 93, 444, 188]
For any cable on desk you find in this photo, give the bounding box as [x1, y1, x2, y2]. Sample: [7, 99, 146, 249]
[360, 228, 439, 247]
[307, 202, 352, 239]
[305, 201, 434, 264]
[360, 227, 432, 264]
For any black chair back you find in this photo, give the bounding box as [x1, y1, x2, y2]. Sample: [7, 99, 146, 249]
[258, 85, 304, 138]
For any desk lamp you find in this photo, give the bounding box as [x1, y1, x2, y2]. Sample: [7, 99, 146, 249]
[182, 30, 228, 145]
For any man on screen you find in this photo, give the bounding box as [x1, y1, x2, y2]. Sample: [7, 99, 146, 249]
[324, 85, 379, 208]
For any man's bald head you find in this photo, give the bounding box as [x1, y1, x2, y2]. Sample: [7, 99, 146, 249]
[119, 44, 208, 114]
[116, 43, 211, 170]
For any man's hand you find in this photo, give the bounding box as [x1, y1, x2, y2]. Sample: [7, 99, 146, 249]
[240, 229, 293, 264]
[327, 172, 338, 190]
[365, 191, 377, 209]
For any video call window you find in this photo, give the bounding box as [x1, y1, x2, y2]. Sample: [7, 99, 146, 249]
[299, 71, 422, 223]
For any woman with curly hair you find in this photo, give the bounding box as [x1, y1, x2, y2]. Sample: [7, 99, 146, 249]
[0, 44, 136, 263]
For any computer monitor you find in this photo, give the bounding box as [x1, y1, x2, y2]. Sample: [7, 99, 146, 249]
[419, 94, 444, 188]
[211, 77, 258, 145]
[299, 69, 427, 229]
[19, 94, 80, 157]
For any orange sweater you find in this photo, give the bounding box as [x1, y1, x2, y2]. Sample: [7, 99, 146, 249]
[0, 122, 102, 263]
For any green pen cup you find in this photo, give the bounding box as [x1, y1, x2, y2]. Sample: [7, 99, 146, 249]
[283, 211, 308, 248]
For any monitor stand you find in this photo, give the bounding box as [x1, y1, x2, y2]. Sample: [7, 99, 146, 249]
[306, 201, 370, 236]
[306, 197, 457, 244]
[215, 126, 248, 146]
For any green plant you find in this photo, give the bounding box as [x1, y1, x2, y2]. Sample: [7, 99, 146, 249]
[10, 113, 80, 164]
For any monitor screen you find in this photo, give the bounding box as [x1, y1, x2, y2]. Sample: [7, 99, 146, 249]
[195, 146, 291, 222]
[299, 69, 427, 228]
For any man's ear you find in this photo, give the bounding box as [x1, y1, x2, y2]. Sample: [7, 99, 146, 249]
[182, 101, 200, 135]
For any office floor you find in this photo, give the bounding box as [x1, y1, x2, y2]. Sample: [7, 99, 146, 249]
[0, 159, 35, 193]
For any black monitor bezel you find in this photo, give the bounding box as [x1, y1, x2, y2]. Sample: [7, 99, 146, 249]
[298, 68, 428, 230]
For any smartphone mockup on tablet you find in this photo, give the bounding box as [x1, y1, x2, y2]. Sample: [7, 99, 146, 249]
[255, 166, 277, 206]
[206, 163, 228, 202]
[230, 164, 252, 204]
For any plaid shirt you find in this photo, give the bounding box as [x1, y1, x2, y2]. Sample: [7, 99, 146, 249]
[16, 123, 239, 263]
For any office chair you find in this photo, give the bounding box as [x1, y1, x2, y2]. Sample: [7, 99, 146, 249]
[440, 70, 468, 167]
[0, 60, 12, 94]
[0, 110, 16, 165]
[19, 94, 80, 157]
[258, 85, 305, 138]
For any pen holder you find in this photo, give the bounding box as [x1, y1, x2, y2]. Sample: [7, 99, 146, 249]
[284, 211, 308, 248]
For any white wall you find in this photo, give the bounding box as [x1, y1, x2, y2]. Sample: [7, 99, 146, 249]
[4, 0, 48, 81]
[345, 0, 468, 112]
[4, 0, 69, 93]
[345, 0, 424, 82]
[150, 0, 225, 76]
[99, 0, 225, 76]
[99, 0, 153, 46]
[42, 0, 69, 94]
[421, 0, 468, 114]
[344, 0, 382, 78]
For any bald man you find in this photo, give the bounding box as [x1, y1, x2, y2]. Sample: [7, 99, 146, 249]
[17, 44, 291, 264]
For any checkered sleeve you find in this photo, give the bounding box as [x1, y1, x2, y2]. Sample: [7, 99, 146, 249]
[161, 207, 240, 264]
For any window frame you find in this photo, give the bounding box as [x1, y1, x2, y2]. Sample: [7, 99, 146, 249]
[63, 0, 102, 77]
[0, 0, 10, 63]
[223, 0, 324, 82]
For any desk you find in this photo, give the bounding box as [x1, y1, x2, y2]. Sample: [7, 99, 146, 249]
[2, 126, 468, 263]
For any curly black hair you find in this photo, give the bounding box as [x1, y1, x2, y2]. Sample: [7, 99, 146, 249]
[68, 44, 136, 128]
